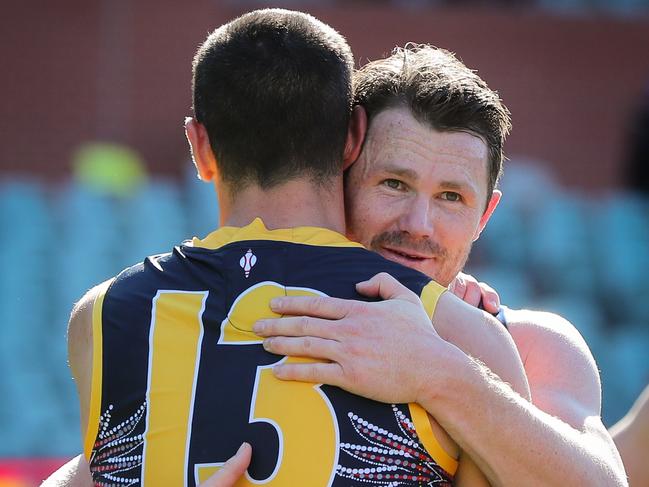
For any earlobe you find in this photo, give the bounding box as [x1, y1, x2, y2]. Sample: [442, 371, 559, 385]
[473, 190, 502, 241]
[185, 117, 218, 182]
[343, 106, 368, 171]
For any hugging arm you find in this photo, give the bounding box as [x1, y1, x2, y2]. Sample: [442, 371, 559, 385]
[257, 272, 627, 486]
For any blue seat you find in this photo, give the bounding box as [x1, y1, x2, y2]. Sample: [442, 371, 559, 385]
[123, 179, 186, 259]
[465, 265, 535, 310]
[591, 195, 649, 323]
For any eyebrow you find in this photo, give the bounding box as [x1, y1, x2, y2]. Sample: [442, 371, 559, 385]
[382, 165, 476, 192]
[380, 165, 420, 181]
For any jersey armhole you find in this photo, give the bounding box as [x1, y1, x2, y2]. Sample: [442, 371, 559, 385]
[415, 281, 458, 475]
[408, 403, 458, 475]
[420, 280, 447, 320]
[83, 280, 112, 461]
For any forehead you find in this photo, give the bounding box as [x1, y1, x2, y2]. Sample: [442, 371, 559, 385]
[360, 106, 489, 188]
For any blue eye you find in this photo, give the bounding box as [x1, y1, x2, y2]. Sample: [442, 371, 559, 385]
[383, 179, 404, 190]
[441, 191, 461, 202]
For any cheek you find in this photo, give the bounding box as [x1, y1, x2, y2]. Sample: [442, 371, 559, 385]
[347, 195, 391, 241]
[436, 215, 479, 249]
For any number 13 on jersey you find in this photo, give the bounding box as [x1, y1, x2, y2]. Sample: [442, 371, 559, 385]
[141, 282, 339, 487]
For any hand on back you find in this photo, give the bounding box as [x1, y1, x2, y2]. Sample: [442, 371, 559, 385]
[254, 272, 448, 405]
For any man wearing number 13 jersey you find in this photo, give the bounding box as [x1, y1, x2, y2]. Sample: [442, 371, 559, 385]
[67, 8, 527, 486]
[86, 219, 457, 486]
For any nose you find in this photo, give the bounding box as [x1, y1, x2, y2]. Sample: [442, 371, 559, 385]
[398, 196, 434, 239]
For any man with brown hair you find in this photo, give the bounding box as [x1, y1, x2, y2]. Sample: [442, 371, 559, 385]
[257, 44, 628, 486]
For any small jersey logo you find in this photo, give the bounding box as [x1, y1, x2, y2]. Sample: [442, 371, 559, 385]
[239, 249, 257, 278]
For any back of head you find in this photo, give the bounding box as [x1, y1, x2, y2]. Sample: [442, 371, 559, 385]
[353, 44, 511, 196]
[192, 9, 354, 191]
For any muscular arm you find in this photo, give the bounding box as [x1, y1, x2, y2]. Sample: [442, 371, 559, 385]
[42, 284, 106, 486]
[610, 383, 649, 486]
[256, 273, 626, 486]
[68, 284, 103, 442]
[256, 274, 530, 485]
[424, 307, 627, 486]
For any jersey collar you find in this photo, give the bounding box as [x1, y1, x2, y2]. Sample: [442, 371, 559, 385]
[191, 218, 364, 250]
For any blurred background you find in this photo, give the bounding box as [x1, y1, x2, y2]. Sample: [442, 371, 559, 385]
[1, 0, 648, 483]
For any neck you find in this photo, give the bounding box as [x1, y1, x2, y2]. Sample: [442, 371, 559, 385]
[217, 177, 346, 234]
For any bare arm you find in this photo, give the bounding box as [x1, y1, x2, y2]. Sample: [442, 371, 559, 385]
[68, 284, 104, 441]
[40, 455, 92, 487]
[415, 272, 626, 486]
[256, 273, 626, 486]
[43, 284, 109, 486]
[454, 452, 492, 487]
[41, 285, 104, 487]
[610, 383, 649, 486]
[425, 306, 627, 487]
[255, 273, 529, 484]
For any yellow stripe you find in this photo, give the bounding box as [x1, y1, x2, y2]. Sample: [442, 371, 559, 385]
[192, 217, 364, 250]
[416, 282, 456, 474]
[84, 280, 112, 460]
[408, 403, 458, 475]
[420, 280, 447, 320]
[142, 291, 207, 485]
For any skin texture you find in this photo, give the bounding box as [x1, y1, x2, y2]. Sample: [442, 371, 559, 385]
[259, 107, 627, 486]
[344, 107, 500, 287]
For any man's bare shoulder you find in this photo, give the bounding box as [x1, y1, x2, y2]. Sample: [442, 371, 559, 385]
[504, 308, 596, 368]
[68, 282, 110, 357]
[503, 308, 603, 424]
[68, 279, 113, 436]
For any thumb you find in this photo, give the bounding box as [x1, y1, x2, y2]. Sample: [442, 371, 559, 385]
[356, 272, 419, 304]
[199, 442, 251, 487]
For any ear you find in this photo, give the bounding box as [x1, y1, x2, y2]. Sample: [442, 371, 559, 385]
[473, 189, 502, 241]
[185, 117, 219, 182]
[343, 106, 368, 171]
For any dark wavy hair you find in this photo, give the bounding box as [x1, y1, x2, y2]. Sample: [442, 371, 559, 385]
[354, 44, 512, 198]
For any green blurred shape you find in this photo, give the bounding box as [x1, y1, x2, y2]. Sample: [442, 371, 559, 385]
[73, 142, 148, 197]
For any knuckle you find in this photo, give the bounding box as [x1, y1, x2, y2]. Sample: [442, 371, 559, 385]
[306, 365, 318, 382]
[342, 320, 360, 337]
[298, 316, 310, 334]
[302, 336, 312, 351]
[348, 300, 365, 315]
[310, 296, 325, 313]
[344, 338, 363, 357]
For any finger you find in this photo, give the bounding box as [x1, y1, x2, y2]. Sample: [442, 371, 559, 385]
[263, 336, 340, 361]
[254, 316, 338, 339]
[270, 295, 353, 320]
[273, 361, 344, 386]
[355, 272, 419, 304]
[479, 282, 501, 314]
[463, 280, 483, 307]
[200, 442, 251, 487]
[449, 274, 467, 300]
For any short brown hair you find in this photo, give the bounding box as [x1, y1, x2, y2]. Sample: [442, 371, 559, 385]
[353, 44, 511, 198]
[192, 9, 354, 190]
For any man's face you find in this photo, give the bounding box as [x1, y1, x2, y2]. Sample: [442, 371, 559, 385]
[345, 106, 500, 286]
